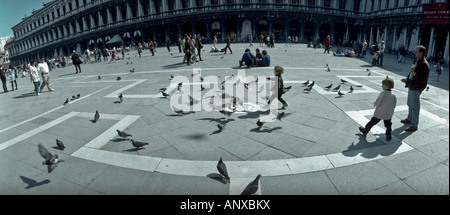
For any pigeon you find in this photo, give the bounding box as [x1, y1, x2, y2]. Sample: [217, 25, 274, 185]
[367, 72, 371, 76]
[188, 95, 199, 106]
[284, 86, 292, 92]
[366, 68, 370, 72]
[303, 86, 312, 92]
[302, 80, 310, 85]
[241, 174, 262, 195]
[426, 86, 429, 91]
[71, 95, 76, 101]
[170, 75, 174, 80]
[277, 112, 286, 121]
[256, 119, 264, 128]
[170, 53, 173, 56]
[94, 110, 100, 123]
[216, 123, 225, 132]
[172, 105, 184, 115]
[350, 86, 354, 91]
[307, 81, 315, 88]
[76, 94, 80, 99]
[98, 75, 101, 80]
[217, 157, 230, 183]
[162, 92, 170, 98]
[332, 85, 341, 91]
[327, 67, 331, 72]
[386, 75, 389, 79]
[324, 84, 333, 90]
[221, 56, 224, 59]
[130, 62, 133, 65]
[126, 62, 129, 65]
[326, 64, 328, 67]
[56, 139, 65, 150]
[130, 139, 149, 149]
[38, 144, 59, 169]
[201, 85, 205, 91]
[117, 76, 121, 81]
[159, 88, 167, 92]
[117, 129, 132, 139]
[219, 110, 234, 117]
[63, 98, 69, 105]
[341, 79, 347, 84]
[338, 91, 345, 97]
[118, 93, 123, 103]
[130, 68, 135, 73]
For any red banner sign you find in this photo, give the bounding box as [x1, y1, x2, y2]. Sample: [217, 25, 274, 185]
[422, 2, 449, 25]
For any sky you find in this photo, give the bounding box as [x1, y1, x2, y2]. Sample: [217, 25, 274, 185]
[0, 0, 47, 37]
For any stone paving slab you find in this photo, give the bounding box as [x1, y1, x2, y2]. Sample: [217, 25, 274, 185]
[0, 43, 448, 195]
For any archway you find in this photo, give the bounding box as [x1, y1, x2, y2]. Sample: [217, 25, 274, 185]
[257, 20, 268, 37]
[241, 20, 252, 41]
[304, 21, 315, 42]
[196, 22, 207, 38]
[334, 23, 345, 45]
[433, 27, 448, 61]
[288, 19, 299, 39]
[225, 19, 237, 40]
[319, 22, 330, 43]
[134, 30, 143, 46]
[182, 22, 191, 36]
[123, 32, 132, 47]
[89, 40, 96, 50]
[97, 38, 104, 49]
[272, 20, 283, 41]
[211, 21, 222, 40]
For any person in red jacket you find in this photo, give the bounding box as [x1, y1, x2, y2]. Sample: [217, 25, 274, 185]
[324, 35, 331, 54]
[400, 45, 430, 132]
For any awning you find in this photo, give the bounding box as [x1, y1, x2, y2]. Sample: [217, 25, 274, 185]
[106, 34, 123, 44]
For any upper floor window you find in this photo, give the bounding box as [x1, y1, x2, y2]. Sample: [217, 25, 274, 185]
[69, 2, 73, 11]
[275, 0, 284, 4]
[324, 0, 331, 7]
[211, 0, 219, 5]
[196, 0, 203, 6]
[404, 0, 409, 6]
[226, 0, 235, 4]
[243, 0, 251, 3]
[385, 0, 390, 9]
[353, 0, 360, 11]
[307, 0, 315, 6]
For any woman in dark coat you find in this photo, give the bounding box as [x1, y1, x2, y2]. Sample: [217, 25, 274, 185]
[71, 50, 82, 74]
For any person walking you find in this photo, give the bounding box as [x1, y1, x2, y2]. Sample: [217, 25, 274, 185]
[249, 34, 253, 47]
[29, 60, 41, 96]
[361, 39, 367, 58]
[149, 41, 155, 56]
[213, 35, 218, 50]
[184, 36, 192, 66]
[270, 34, 275, 48]
[196, 34, 204, 61]
[7, 66, 18, 91]
[166, 37, 171, 52]
[177, 37, 182, 53]
[38, 57, 55, 93]
[378, 41, 386, 66]
[138, 42, 143, 58]
[400, 45, 430, 132]
[359, 78, 397, 141]
[259, 33, 264, 47]
[398, 45, 406, 63]
[324, 35, 331, 54]
[0, 65, 8, 93]
[268, 65, 288, 109]
[224, 35, 232, 54]
[72, 50, 83, 74]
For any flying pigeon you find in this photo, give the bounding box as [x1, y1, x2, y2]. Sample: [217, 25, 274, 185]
[338, 91, 345, 97]
[118, 93, 123, 103]
[126, 62, 129, 65]
[216, 123, 225, 132]
[341, 79, 347, 84]
[117, 129, 132, 139]
[217, 157, 230, 183]
[332, 85, 341, 91]
[63, 98, 69, 106]
[117, 76, 121, 81]
[130, 139, 149, 149]
[241, 174, 262, 195]
[98, 75, 101, 80]
[56, 139, 65, 150]
[38, 144, 59, 170]
[324, 84, 333, 89]
[94, 110, 100, 123]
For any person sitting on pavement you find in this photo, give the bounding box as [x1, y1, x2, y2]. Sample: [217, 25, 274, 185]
[345, 48, 356, 57]
[255, 48, 263, 65]
[257, 50, 271, 67]
[333, 46, 345, 57]
[239, 48, 256, 68]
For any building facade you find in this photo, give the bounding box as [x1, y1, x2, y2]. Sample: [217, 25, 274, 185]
[4, 0, 449, 65]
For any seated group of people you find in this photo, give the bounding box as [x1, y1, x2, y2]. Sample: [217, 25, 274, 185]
[333, 47, 356, 57]
[238, 48, 271, 68]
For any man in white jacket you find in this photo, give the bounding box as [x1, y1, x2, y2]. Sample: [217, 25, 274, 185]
[38, 57, 55, 93]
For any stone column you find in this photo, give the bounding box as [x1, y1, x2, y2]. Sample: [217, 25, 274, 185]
[444, 31, 449, 65]
[138, 0, 145, 16]
[107, 8, 113, 24]
[69, 22, 74, 35]
[76, 20, 81, 32]
[391, 26, 397, 49]
[369, 26, 373, 46]
[90, 14, 96, 28]
[116, 5, 123, 22]
[98, 11, 104, 26]
[126, 2, 132, 19]
[426, 27, 434, 58]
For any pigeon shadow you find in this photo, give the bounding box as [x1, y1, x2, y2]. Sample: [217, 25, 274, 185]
[57, 72, 78, 77]
[165, 111, 196, 117]
[210, 130, 224, 135]
[360, 64, 373, 67]
[342, 133, 403, 159]
[182, 133, 208, 140]
[123, 147, 144, 152]
[237, 111, 268, 120]
[113, 101, 122, 104]
[90, 120, 98, 123]
[19, 176, 50, 190]
[12, 92, 37, 99]
[250, 126, 282, 133]
[51, 146, 65, 151]
[110, 138, 129, 142]
[206, 173, 228, 184]
[335, 96, 344, 98]
[197, 117, 235, 124]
